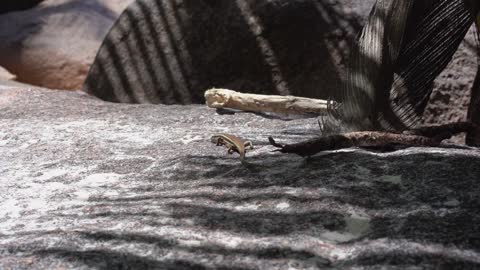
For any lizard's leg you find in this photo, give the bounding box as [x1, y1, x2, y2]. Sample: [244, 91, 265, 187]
[216, 138, 224, 146]
[244, 141, 254, 150]
[228, 147, 236, 154]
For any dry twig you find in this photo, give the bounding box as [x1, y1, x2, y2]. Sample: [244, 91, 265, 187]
[269, 122, 477, 157]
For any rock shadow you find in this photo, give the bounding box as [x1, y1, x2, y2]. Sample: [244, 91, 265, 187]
[0, 0, 43, 14]
[83, 0, 362, 104]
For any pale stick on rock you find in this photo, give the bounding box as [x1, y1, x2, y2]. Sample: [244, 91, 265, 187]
[205, 88, 332, 115]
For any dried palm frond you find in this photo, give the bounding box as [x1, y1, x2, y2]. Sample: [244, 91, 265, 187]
[340, 0, 413, 130]
[340, 0, 475, 131]
[389, 0, 472, 128]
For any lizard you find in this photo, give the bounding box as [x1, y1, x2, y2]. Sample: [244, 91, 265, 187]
[211, 133, 254, 161]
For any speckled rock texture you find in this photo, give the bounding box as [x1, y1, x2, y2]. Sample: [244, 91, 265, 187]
[0, 0, 133, 90]
[1, 86, 479, 269]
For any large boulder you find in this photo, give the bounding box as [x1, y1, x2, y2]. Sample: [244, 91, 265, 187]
[0, 0, 133, 90]
[83, 0, 372, 104]
[1, 85, 479, 269]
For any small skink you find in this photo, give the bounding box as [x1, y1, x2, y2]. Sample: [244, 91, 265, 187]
[211, 133, 254, 161]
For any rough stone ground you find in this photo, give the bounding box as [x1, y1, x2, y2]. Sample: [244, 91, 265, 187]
[1, 86, 479, 269]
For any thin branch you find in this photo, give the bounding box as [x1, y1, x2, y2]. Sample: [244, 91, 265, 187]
[269, 122, 477, 157]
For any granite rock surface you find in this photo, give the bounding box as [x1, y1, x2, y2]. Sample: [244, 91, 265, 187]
[1, 86, 479, 269]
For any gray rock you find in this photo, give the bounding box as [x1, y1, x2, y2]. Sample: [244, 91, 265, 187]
[83, 0, 371, 104]
[0, 0, 133, 90]
[1, 86, 479, 269]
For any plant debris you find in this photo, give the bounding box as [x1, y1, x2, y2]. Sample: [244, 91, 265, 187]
[269, 122, 478, 157]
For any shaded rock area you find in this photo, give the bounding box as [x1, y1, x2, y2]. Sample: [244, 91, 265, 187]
[0, 0, 43, 14]
[0, 0, 133, 90]
[1, 85, 480, 269]
[83, 0, 371, 104]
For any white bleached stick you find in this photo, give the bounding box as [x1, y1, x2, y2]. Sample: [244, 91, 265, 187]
[205, 88, 334, 115]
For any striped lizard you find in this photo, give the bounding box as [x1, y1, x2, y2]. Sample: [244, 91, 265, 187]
[211, 134, 254, 161]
